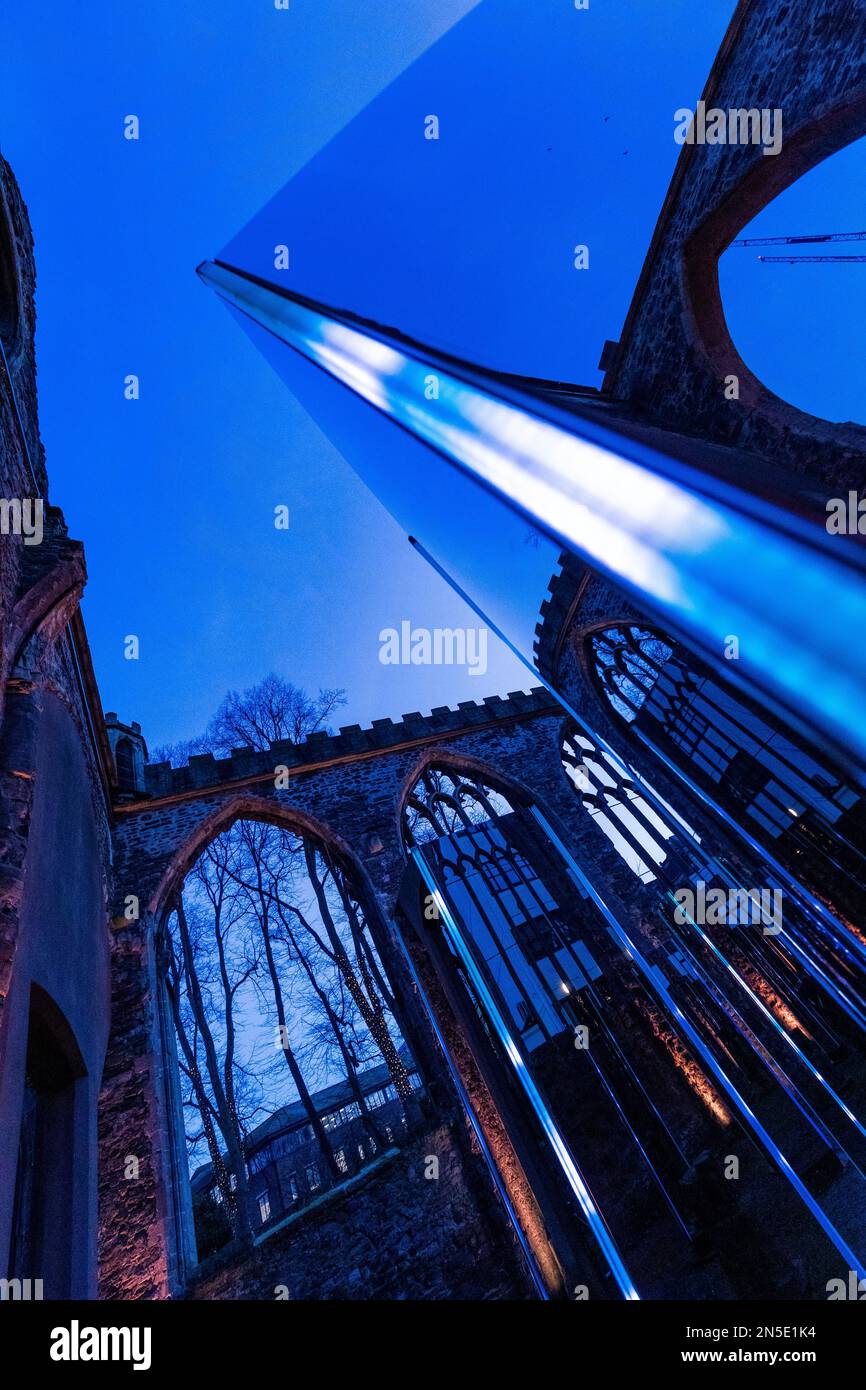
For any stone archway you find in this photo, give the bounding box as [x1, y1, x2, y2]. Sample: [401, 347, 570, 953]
[604, 1, 866, 491]
[681, 88, 866, 448]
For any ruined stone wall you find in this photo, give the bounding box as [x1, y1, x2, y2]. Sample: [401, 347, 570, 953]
[188, 1126, 528, 1301]
[105, 689, 678, 1300]
[111, 689, 653, 1017]
[0, 153, 45, 495]
[0, 157, 113, 1297]
[603, 0, 866, 492]
[9, 0, 866, 1303]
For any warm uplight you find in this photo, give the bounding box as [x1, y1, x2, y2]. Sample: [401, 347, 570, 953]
[638, 996, 731, 1127]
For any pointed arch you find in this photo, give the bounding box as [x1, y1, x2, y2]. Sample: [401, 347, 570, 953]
[148, 793, 384, 932]
[682, 86, 866, 447]
[7, 543, 87, 676]
[395, 746, 536, 858]
[559, 719, 678, 885]
[152, 791, 425, 1255]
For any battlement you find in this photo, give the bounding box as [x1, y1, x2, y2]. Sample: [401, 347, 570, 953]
[140, 687, 558, 800]
[534, 552, 588, 683]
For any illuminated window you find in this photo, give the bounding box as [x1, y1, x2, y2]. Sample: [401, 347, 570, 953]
[561, 727, 675, 884]
[403, 765, 517, 849]
[287, 1173, 299, 1201]
[335, 1149, 348, 1174]
[587, 621, 866, 922]
[305, 1163, 321, 1191]
[257, 1190, 271, 1223]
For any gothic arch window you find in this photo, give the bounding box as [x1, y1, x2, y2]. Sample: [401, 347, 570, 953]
[401, 759, 589, 1050]
[561, 725, 675, 884]
[587, 622, 866, 925]
[402, 766, 556, 954]
[589, 625, 672, 724]
[402, 765, 516, 849]
[157, 815, 418, 1260]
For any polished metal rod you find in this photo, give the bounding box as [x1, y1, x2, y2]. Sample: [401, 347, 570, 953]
[197, 258, 866, 775]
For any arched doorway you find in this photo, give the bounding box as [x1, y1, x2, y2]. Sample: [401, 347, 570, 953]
[7, 986, 87, 1298]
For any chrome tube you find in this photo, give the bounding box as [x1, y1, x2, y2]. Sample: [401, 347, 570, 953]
[197, 258, 866, 778]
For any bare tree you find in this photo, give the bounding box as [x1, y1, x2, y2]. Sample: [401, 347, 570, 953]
[217, 829, 412, 1101]
[164, 853, 261, 1243]
[153, 671, 420, 1240]
[302, 842, 413, 1102]
[234, 820, 341, 1180]
[152, 675, 346, 766]
[162, 930, 232, 1211]
[265, 878, 387, 1152]
[208, 674, 346, 752]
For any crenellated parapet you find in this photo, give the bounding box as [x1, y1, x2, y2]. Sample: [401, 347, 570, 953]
[139, 688, 558, 800]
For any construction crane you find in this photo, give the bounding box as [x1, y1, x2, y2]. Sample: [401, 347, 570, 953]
[758, 255, 866, 263]
[730, 230, 866, 264]
[731, 230, 866, 246]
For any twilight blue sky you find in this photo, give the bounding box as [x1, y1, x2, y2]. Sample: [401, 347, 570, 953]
[4, 0, 857, 752]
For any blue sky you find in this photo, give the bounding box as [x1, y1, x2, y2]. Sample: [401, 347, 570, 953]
[0, 0, 801, 750]
[719, 137, 866, 424]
